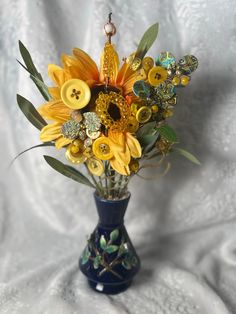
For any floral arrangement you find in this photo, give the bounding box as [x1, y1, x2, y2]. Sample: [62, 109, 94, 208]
[16, 14, 199, 199]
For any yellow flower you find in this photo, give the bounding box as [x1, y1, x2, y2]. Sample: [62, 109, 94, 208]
[108, 130, 142, 175]
[39, 45, 145, 149]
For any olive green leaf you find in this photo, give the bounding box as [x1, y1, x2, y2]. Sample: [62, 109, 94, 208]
[110, 229, 119, 242]
[18, 41, 42, 79]
[174, 148, 201, 165]
[139, 134, 160, 154]
[135, 23, 159, 59]
[30, 75, 51, 101]
[81, 247, 91, 265]
[137, 121, 156, 139]
[18, 41, 51, 101]
[156, 125, 178, 143]
[99, 235, 107, 250]
[93, 255, 102, 269]
[43, 155, 95, 188]
[105, 245, 119, 254]
[10, 142, 54, 166]
[17, 94, 47, 130]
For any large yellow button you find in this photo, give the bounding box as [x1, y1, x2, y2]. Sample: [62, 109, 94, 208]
[61, 79, 91, 109]
[136, 106, 152, 123]
[148, 66, 168, 86]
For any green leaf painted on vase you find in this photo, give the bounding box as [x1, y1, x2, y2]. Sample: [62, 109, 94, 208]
[17, 94, 47, 130]
[105, 245, 119, 254]
[109, 229, 119, 242]
[81, 247, 90, 265]
[122, 259, 132, 270]
[43, 156, 95, 188]
[156, 125, 178, 143]
[118, 243, 129, 256]
[174, 148, 201, 165]
[93, 255, 102, 269]
[99, 235, 107, 250]
[135, 23, 159, 59]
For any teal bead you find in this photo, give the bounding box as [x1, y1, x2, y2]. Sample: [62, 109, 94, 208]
[133, 80, 151, 99]
[155, 51, 176, 69]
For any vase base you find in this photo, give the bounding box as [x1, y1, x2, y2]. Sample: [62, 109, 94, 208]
[88, 279, 132, 295]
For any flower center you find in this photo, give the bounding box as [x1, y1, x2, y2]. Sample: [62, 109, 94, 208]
[107, 102, 121, 121]
[154, 73, 162, 80]
[99, 143, 110, 154]
[70, 88, 81, 100]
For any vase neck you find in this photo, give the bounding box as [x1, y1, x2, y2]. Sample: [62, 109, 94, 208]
[94, 193, 131, 228]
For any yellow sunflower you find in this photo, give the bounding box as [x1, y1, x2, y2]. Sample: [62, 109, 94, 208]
[39, 45, 145, 149]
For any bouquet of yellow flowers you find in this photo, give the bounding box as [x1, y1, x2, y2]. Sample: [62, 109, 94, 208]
[16, 14, 199, 200]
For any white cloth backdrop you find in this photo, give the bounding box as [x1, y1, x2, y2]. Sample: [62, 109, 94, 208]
[0, 0, 236, 313]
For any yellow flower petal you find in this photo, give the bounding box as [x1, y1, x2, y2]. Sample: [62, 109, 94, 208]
[48, 64, 68, 87]
[48, 87, 61, 99]
[110, 158, 130, 176]
[40, 122, 62, 142]
[126, 132, 142, 158]
[73, 48, 99, 80]
[38, 100, 71, 122]
[56, 137, 72, 149]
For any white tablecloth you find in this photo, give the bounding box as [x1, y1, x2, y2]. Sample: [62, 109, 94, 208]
[0, 0, 235, 313]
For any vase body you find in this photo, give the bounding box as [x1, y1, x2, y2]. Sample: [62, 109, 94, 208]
[79, 192, 140, 294]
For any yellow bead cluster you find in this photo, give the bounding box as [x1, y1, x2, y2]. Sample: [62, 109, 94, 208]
[102, 43, 117, 83]
[96, 91, 131, 132]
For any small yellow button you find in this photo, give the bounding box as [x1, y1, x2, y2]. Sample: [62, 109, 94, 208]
[86, 129, 101, 139]
[180, 75, 190, 86]
[65, 144, 87, 164]
[136, 106, 152, 123]
[61, 79, 91, 109]
[127, 116, 139, 133]
[148, 66, 168, 86]
[151, 105, 159, 113]
[172, 76, 181, 86]
[142, 57, 154, 72]
[87, 157, 104, 176]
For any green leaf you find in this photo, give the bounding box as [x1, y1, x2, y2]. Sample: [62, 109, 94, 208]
[157, 125, 178, 143]
[105, 245, 119, 254]
[140, 134, 160, 154]
[135, 23, 159, 59]
[174, 148, 201, 165]
[99, 235, 107, 250]
[81, 247, 90, 265]
[137, 121, 156, 139]
[110, 229, 119, 242]
[30, 75, 51, 101]
[18, 41, 43, 80]
[10, 142, 54, 166]
[43, 155, 95, 188]
[17, 94, 47, 130]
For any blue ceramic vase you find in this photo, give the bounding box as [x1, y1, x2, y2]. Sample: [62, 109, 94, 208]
[79, 192, 140, 294]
